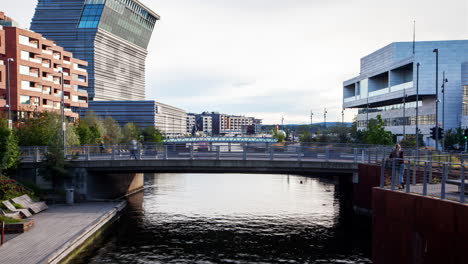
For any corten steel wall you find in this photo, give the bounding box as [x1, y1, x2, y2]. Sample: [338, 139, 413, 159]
[353, 164, 381, 211]
[0, 27, 5, 107]
[372, 188, 468, 264]
[1, 27, 88, 119]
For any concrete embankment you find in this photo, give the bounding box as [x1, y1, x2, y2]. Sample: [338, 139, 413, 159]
[0, 202, 126, 264]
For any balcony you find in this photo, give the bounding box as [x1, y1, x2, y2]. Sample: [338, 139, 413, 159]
[42, 63, 50, 68]
[63, 60, 71, 65]
[22, 86, 42, 93]
[43, 104, 53, 108]
[42, 49, 53, 55]
[368, 87, 389, 97]
[391, 81, 413, 92]
[53, 54, 60, 60]
[29, 57, 42, 64]
[29, 72, 39, 78]
[42, 76, 53, 82]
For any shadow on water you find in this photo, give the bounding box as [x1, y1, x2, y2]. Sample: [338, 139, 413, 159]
[84, 173, 372, 264]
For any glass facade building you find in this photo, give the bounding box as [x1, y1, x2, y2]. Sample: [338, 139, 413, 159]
[31, 0, 159, 101]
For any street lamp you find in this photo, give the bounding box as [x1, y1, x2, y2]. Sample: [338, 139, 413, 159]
[415, 62, 420, 156]
[6, 58, 14, 129]
[441, 71, 448, 151]
[323, 108, 327, 128]
[433, 48, 439, 151]
[59, 70, 66, 155]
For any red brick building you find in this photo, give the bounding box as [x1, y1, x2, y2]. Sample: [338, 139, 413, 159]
[0, 12, 88, 121]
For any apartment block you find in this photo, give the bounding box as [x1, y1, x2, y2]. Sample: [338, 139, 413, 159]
[343, 40, 468, 146]
[0, 19, 89, 121]
[31, 0, 159, 101]
[187, 112, 213, 136]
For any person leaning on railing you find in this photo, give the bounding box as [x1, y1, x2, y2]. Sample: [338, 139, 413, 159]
[389, 144, 405, 189]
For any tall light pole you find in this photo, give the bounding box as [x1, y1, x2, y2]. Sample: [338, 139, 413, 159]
[433, 48, 439, 151]
[323, 108, 327, 128]
[6, 58, 14, 129]
[402, 90, 406, 139]
[415, 62, 420, 156]
[341, 108, 345, 126]
[441, 71, 448, 151]
[59, 70, 66, 155]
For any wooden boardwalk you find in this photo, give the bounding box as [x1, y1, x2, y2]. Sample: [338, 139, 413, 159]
[0, 202, 125, 264]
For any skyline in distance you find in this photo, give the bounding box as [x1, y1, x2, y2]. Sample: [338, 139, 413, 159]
[3, 0, 467, 124]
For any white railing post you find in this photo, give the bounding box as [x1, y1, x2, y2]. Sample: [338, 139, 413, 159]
[216, 146, 220, 160]
[297, 146, 302, 161]
[325, 147, 330, 162]
[243, 146, 247, 160]
[270, 147, 274, 161]
[34, 148, 40, 162]
[460, 165, 465, 203]
[164, 145, 168, 160]
[112, 145, 115, 160]
[422, 161, 428, 196]
[190, 144, 194, 160]
[441, 163, 447, 200]
[391, 159, 396, 190]
[361, 149, 365, 163]
[354, 148, 358, 164]
[86, 146, 90, 161]
[380, 158, 385, 188]
[405, 160, 411, 193]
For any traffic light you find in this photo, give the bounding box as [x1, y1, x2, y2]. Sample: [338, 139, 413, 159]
[464, 129, 468, 140]
[430, 127, 437, 140]
[438, 127, 444, 139]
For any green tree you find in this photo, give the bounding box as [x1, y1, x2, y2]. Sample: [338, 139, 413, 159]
[15, 112, 60, 146]
[0, 118, 20, 173]
[444, 128, 465, 150]
[299, 130, 314, 143]
[141, 126, 164, 143]
[350, 117, 365, 143]
[272, 130, 285, 143]
[66, 123, 81, 146]
[81, 111, 105, 144]
[40, 130, 69, 190]
[329, 126, 351, 143]
[76, 121, 92, 145]
[122, 123, 140, 143]
[102, 116, 122, 144]
[363, 115, 393, 145]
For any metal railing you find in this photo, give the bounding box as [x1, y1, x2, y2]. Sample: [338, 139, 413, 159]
[20, 143, 399, 165]
[380, 157, 467, 204]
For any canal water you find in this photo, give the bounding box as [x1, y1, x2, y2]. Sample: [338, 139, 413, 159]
[87, 173, 372, 263]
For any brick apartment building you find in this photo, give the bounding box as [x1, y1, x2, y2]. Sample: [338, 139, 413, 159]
[0, 11, 88, 121]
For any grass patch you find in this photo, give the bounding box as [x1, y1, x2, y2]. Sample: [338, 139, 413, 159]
[0, 215, 22, 224]
[12, 203, 24, 209]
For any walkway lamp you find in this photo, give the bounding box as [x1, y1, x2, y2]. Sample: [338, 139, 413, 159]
[433, 48, 439, 151]
[416, 63, 420, 156]
[441, 71, 448, 150]
[59, 70, 66, 155]
[6, 58, 14, 129]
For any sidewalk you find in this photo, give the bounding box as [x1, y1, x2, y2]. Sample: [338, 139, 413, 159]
[0, 202, 125, 264]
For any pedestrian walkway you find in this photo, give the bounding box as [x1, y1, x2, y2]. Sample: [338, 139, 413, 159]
[0, 202, 125, 264]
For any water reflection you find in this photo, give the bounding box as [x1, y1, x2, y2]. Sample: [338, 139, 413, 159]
[89, 173, 371, 263]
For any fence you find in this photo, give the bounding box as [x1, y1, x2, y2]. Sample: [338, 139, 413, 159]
[380, 157, 467, 204]
[20, 143, 399, 164]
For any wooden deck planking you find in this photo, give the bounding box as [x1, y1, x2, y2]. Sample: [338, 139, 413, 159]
[0, 202, 121, 264]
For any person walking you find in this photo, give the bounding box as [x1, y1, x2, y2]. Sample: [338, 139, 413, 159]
[130, 138, 138, 160]
[99, 141, 105, 154]
[389, 144, 405, 189]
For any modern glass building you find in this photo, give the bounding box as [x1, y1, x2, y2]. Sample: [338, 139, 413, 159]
[31, 0, 159, 101]
[343, 40, 468, 147]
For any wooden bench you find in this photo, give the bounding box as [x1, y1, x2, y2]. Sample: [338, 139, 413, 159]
[12, 195, 48, 214]
[1, 200, 32, 218]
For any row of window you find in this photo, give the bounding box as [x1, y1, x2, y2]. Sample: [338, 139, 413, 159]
[358, 101, 423, 114]
[78, 4, 104, 28]
[357, 114, 436, 127]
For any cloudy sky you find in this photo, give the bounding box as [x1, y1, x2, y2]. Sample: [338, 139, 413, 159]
[3, 0, 468, 124]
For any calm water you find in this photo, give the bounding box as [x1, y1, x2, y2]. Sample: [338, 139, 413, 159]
[88, 173, 371, 263]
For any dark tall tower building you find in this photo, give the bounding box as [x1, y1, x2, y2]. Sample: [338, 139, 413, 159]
[31, 0, 159, 101]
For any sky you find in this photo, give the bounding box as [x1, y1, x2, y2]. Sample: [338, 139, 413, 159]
[2, 0, 468, 124]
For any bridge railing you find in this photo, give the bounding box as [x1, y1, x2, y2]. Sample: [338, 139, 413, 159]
[20, 143, 399, 164]
[380, 158, 467, 204]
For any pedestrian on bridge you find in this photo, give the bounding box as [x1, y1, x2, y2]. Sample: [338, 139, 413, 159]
[389, 144, 405, 189]
[130, 139, 138, 160]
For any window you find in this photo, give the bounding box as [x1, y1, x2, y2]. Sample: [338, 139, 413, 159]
[78, 4, 104, 28]
[19, 65, 30, 75]
[20, 95, 30, 105]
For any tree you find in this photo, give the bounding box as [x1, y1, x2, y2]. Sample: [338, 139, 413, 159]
[122, 123, 140, 143]
[363, 115, 393, 145]
[15, 112, 61, 146]
[40, 129, 69, 190]
[141, 126, 164, 143]
[76, 121, 93, 145]
[350, 117, 365, 143]
[0, 118, 20, 173]
[299, 130, 314, 143]
[66, 123, 81, 146]
[103, 116, 122, 144]
[81, 111, 105, 144]
[329, 126, 351, 143]
[272, 130, 285, 143]
[444, 128, 465, 150]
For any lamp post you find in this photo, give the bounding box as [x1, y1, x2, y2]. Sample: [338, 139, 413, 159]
[433, 48, 439, 151]
[6, 58, 14, 129]
[402, 90, 406, 139]
[323, 108, 327, 128]
[441, 71, 448, 151]
[341, 108, 345, 126]
[59, 70, 66, 155]
[415, 62, 420, 156]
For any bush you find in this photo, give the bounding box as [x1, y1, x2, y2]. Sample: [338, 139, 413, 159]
[0, 215, 22, 224]
[0, 175, 34, 201]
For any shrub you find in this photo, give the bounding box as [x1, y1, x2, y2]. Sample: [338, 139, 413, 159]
[0, 175, 34, 201]
[0, 215, 22, 224]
